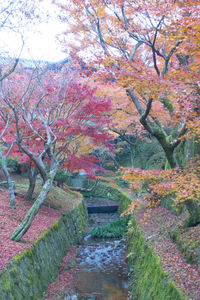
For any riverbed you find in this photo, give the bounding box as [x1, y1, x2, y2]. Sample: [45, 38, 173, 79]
[70, 213, 129, 300]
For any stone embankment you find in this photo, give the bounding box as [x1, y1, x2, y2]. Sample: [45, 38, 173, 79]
[0, 197, 88, 300]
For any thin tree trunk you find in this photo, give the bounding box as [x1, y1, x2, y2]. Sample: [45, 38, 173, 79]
[10, 166, 58, 241]
[0, 152, 16, 209]
[25, 167, 38, 201]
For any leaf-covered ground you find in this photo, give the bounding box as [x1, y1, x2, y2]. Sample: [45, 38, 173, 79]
[0, 192, 61, 269]
[41, 245, 77, 299]
[135, 206, 200, 299]
[0, 171, 81, 270]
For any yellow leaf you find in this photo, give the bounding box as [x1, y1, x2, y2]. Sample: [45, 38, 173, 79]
[97, 6, 105, 17]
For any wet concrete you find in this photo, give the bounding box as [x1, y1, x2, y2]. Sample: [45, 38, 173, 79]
[72, 212, 129, 300]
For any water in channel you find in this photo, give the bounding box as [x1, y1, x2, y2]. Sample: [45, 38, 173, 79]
[72, 212, 129, 300]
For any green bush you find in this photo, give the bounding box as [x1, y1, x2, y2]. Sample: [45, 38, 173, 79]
[114, 177, 130, 188]
[90, 219, 128, 238]
[54, 169, 71, 186]
[6, 157, 22, 174]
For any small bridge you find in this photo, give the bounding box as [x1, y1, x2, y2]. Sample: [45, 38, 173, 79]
[84, 197, 119, 214]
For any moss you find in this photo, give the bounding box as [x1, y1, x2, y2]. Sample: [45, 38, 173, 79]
[0, 196, 88, 299]
[9, 267, 18, 276]
[127, 214, 185, 300]
[169, 229, 199, 266]
[12, 247, 34, 266]
[1, 273, 12, 293]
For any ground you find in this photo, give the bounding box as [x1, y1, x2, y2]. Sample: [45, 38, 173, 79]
[124, 186, 200, 300]
[41, 245, 78, 300]
[0, 171, 199, 299]
[0, 171, 81, 270]
[0, 192, 61, 269]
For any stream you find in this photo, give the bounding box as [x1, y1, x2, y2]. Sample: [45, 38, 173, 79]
[67, 212, 129, 300]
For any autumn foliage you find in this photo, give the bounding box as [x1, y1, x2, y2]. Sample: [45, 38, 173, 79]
[0, 60, 114, 241]
[56, 0, 200, 225]
[122, 159, 200, 215]
[1, 63, 112, 178]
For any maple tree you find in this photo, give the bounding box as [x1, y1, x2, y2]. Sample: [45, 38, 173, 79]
[122, 158, 200, 226]
[55, 0, 200, 224]
[0, 61, 112, 241]
[57, 0, 200, 166]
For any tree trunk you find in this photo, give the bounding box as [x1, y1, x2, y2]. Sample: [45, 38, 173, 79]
[25, 167, 38, 201]
[162, 146, 177, 168]
[0, 152, 16, 209]
[10, 166, 58, 241]
[184, 199, 200, 227]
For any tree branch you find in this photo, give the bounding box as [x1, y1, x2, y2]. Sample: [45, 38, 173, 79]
[162, 40, 182, 76]
[140, 98, 153, 123]
[129, 42, 143, 61]
[0, 58, 19, 82]
[171, 124, 187, 150]
[126, 88, 154, 135]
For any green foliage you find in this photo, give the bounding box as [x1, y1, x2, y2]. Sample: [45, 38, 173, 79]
[145, 152, 165, 170]
[161, 194, 185, 216]
[114, 137, 165, 170]
[54, 169, 71, 186]
[114, 176, 130, 188]
[6, 157, 22, 174]
[90, 219, 128, 238]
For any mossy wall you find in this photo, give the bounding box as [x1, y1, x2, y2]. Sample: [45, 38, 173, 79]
[0, 198, 88, 300]
[127, 215, 185, 300]
[83, 182, 185, 299]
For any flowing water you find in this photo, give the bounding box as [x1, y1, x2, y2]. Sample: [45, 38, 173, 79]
[69, 213, 129, 300]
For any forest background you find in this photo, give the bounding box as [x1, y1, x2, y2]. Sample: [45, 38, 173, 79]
[0, 0, 199, 250]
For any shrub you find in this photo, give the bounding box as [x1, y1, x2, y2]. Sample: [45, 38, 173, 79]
[89, 218, 128, 238]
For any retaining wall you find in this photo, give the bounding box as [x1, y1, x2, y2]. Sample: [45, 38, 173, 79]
[0, 197, 88, 300]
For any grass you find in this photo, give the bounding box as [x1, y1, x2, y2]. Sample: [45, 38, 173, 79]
[14, 175, 80, 211]
[89, 218, 128, 238]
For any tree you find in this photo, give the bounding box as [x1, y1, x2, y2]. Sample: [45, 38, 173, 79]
[0, 105, 16, 209]
[0, 0, 50, 209]
[122, 158, 200, 226]
[0, 50, 21, 211]
[57, 0, 200, 224]
[57, 0, 200, 167]
[1, 62, 112, 241]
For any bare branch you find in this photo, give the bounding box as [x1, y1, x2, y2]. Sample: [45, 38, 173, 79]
[129, 42, 143, 61]
[0, 58, 19, 82]
[162, 40, 182, 76]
